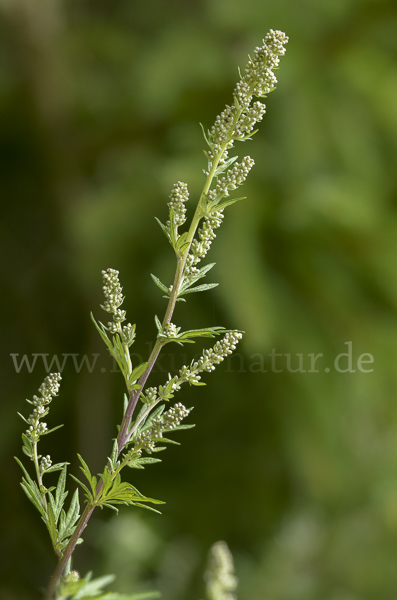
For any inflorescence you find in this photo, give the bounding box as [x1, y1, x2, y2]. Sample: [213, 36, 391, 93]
[177, 331, 243, 386]
[205, 541, 238, 600]
[183, 30, 288, 277]
[208, 28, 288, 169]
[24, 373, 61, 447]
[167, 181, 189, 229]
[134, 403, 190, 454]
[101, 268, 136, 345]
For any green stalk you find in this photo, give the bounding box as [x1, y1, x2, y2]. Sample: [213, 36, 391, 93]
[33, 439, 47, 510]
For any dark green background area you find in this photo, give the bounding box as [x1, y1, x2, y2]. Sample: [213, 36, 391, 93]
[1, 0, 397, 598]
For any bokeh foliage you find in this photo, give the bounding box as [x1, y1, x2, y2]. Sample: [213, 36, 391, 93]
[1, 0, 397, 598]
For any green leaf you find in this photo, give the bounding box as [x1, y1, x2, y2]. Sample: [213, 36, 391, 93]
[112, 334, 130, 380]
[154, 437, 180, 445]
[41, 424, 64, 436]
[199, 122, 212, 148]
[56, 570, 161, 600]
[169, 208, 178, 250]
[98, 472, 164, 512]
[175, 231, 190, 255]
[195, 262, 216, 277]
[92, 312, 131, 381]
[17, 412, 29, 424]
[101, 502, 121, 513]
[108, 439, 119, 471]
[58, 488, 80, 543]
[70, 474, 93, 504]
[179, 263, 216, 293]
[167, 423, 196, 431]
[154, 315, 163, 334]
[132, 502, 162, 515]
[77, 454, 97, 499]
[154, 216, 172, 244]
[99, 466, 114, 499]
[135, 457, 162, 466]
[126, 456, 162, 470]
[46, 501, 59, 548]
[178, 282, 219, 296]
[44, 462, 70, 474]
[236, 128, 259, 141]
[150, 274, 169, 295]
[130, 362, 148, 383]
[211, 196, 246, 212]
[49, 464, 68, 524]
[176, 326, 225, 341]
[157, 383, 174, 401]
[72, 573, 115, 598]
[213, 155, 238, 177]
[139, 404, 166, 433]
[15, 457, 46, 518]
[21, 433, 33, 458]
[90, 313, 113, 353]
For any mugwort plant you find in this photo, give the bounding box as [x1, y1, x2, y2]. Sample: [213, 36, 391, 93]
[16, 29, 288, 600]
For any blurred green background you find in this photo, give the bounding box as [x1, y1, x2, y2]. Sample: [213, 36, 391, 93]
[1, 0, 397, 598]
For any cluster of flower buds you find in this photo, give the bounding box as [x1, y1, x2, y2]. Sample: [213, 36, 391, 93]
[234, 102, 266, 140]
[135, 403, 190, 453]
[185, 211, 223, 275]
[167, 181, 189, 229]
[163, 403, 190, 429]
[142, 387, 158, 405]
[102, 268, 123, 313]
[215, 156, 255, 197]
[193, 30, 288, 282]
[40, 455, 52, 472]
[120, 322, 136, 346]
[101, 268, 135, 343]
[205, 541, 238, 600]
[25, 373, 61, 442]
[163, 322, 180, 338]
[177, 331, 243, 386]
[206, 29, 288, 169]
[236, 29, 288, 104]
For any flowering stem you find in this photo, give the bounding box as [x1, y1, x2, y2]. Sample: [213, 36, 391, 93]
[44, 131, 237, 600]
[117, 133, 234, 449]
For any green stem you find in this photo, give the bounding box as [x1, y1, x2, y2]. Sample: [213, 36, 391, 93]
[33, 435, 47, 510]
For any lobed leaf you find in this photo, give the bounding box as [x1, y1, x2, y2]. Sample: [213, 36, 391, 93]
[49, 465, 68, 524]
[15, 457, 46, 518]
[76, 454, 97, 500]
[58, 489, 80, 543]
